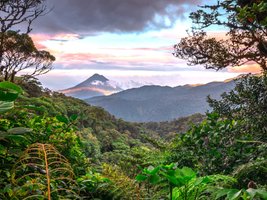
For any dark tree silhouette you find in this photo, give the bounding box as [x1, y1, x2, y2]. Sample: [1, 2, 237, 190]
[0, 0, 55, 82]
[1, 31, 55, 82]
[0, 0, 47, 33]
[173, 0, 267, 71]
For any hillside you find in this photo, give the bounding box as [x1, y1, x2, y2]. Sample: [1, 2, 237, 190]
[1, 74, 267, 199]
[86, 80, 236, 122]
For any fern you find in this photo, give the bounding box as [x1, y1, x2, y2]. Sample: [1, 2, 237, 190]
[11, 143, 80, 199]
[232, 160, 267, 187]
[98, 163, 146, 200]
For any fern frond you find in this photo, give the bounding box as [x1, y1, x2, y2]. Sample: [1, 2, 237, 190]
[232, 160, 267, 187]
[99, 163, 147, 200]
[12, 143, 80, 200]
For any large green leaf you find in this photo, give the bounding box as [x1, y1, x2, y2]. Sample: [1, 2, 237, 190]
[256, 189, 267, 199]
[228, 189, 242, 200]
[215, 189, 232, 199]
[180, 167, 196, 179]
[149, 174, 160, 184]
[215, 189, 240, 200]
[135, 174, 147, 182]
[247, 188, 267, 199]
[0, 128, 30, 140]
[0, 90, 19, 101]
[0, 81, 23, 94]
[5, 135, 28, 144]
[172, 167, 196, 186]
[56, 115, 69, 124]
[0, 101, 14, 113]
[163, 173, 180, 186]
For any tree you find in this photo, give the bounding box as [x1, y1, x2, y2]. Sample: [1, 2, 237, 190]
[0, 31, 55, 82]
[173, 0, 267, 70]
[207, 73, 267, 142]
[0, 0, 47, 34]
[0, 0, 53, 82]
[0, 0, 47, 60]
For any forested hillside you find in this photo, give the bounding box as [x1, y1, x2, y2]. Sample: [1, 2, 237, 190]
[1, 73, 267, 199]
[1, 0, 267, 199]
[87, 81, 235, 122]
[0, 73, 267, 199]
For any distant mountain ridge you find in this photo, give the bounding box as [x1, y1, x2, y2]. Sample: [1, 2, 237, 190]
[59, 74, 122, 99]
[86, 79, 236, 122]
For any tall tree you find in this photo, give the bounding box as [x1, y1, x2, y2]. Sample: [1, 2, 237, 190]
[173, 0, 267, 70]
[1, 31, 55, 82]
[0, 0, 55, 82]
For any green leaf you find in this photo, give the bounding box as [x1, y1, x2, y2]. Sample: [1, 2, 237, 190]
[5, 135, 28, 144]
[0, 144, 7, 155]
[56, 115, 69, 124]
[180, 167, 196, 179]
[215, 189, 233, 199]
[172, 187, 181, 200]
[167, 175, 180, 186]
[0, 90, 19, 101]
[0, 81, 23, 94]
[193, 176, 211, 186]
[21, 105, 45, 112]
[0, 101, 14, 113]
[216, 189, 242, 200]
[149, 174, 160, 184]
[7, 127, 32, 134]
[144, 166, 160, 175]
[173, 167, 196, 185]
[254, 189, 267, 199]
[70, 114, 78, 121]
[162, 163, 175, 170]
[135, 174, 147, 182]
[228, 189, 242, 200]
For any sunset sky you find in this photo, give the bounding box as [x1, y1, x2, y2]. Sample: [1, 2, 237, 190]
[30, 0, 260, 90]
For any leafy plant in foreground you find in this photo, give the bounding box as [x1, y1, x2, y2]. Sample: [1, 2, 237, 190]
[214, 188, 267, 200]
[0, 81, 23, 113]
[136, 163, 237, 200]
[11, 143, 80, 199]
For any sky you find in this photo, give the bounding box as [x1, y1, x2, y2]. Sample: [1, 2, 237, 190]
[29, 0, 260, 90]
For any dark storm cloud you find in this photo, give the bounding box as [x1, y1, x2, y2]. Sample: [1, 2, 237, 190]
[34, 0, 202, 34]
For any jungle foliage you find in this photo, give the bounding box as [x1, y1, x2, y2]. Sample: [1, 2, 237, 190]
[0, 73, 266, 199]
[0, 0, 266, 199]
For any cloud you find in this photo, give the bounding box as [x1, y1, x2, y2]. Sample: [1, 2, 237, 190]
[34, 0, 202, 34]
[30, 33, 82, 50]
[51, 50, 191, 71]
[228, 63, 262, 73]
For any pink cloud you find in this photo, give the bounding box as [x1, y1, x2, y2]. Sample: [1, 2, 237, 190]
[29, 33, 188, 68]
[30, 33, 81, 50]
[47, 46, 178, 67]
[228, 63, 262, 73]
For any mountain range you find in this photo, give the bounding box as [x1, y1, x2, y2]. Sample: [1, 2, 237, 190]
[59, 73, 237, 122]
[59, 73, 122, 99]
[86, 78, 236, 122]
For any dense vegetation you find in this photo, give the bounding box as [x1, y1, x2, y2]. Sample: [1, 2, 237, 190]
[0, 0, 267, 199]
[0, 73, 266, 199]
